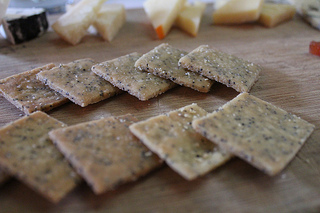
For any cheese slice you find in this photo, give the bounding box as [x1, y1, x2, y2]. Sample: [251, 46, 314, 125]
[93, 4, 126, 42]
[143, 0, 186, 39]
[0, 8, 48, 44]
[175, 1, 206, 37]
[213, 0, 265, 24]
[0, 0, 10, 21]
[288, 0, 320, 30]
[258, 3, 296, 28]
[52, 0, 106, 45]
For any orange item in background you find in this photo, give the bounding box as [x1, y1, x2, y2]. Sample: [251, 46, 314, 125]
[309, 41, 320, 56]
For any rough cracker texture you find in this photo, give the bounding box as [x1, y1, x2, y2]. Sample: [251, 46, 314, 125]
[129, 104, 232, 180]
[135, 43, 214, 93]
[0, 111, 80, 203]
[92, 52, 176, 101]
[0, 64, 69, 114]
[178, 45, 262, 92]
[49, 114, 162, 194]
[37, 58, 121, 107]
[192, 93, 315, 176]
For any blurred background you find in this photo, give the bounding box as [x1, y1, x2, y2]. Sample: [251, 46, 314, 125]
[8, 0, 214, 13]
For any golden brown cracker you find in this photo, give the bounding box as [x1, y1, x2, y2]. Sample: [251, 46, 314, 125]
[0, 64, 68, 114]
[193, 93, 315, 176]
[130, 104, 232, 180]
[135, 43, 214, 93]
[92, 52, 176, 101]
[179, 45, 261, 92]
[0, 111, 80, 202]
[49, 114, 162, 194]
[37, 58, 121, 107]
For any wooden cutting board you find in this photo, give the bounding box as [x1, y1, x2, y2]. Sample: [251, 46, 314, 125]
[0, 6, 319, 213]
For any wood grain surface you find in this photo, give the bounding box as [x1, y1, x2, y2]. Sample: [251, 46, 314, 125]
[0, 6, 319, 213]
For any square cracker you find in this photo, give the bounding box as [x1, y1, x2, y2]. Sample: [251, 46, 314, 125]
[0, 64, 69, 114]
[192, 92, 315, 176]
[129, 104, 232, 180]
[49, 114, 162, 194]
[134, 43, 214, 93]
[178, 45, 262, 93]
[0, 111, 80, 203]
[92, 52, 176, 101]
[37, 58, 122, 107]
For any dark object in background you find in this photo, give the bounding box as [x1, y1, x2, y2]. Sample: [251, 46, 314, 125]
[0, 8, 48, 45]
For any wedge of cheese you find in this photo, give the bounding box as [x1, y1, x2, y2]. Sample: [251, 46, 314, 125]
[52, 0, 106, 45]
[213, 0, 264, 24]
[258, 3, 296, 28]
[143, 0, 186, 39]
[175, 1, 206, 37]
[0, 8, 48, 45]
[93, 4, 126, 42]
[0, 0, 10, 21]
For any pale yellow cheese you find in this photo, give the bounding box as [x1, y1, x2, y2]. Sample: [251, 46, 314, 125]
[143, 0, 186, 39]
[175, 1, 206, 37]
[213, 0, 264, 24]
[93, 4, 126, 42]
[258, 3, 296, 28]
[52, 0, 106, 45]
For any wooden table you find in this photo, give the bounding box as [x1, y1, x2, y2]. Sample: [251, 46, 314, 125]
[0, 6, 319, 213]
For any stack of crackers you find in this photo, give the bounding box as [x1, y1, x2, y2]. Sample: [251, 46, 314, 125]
[0, 43, 315, 203]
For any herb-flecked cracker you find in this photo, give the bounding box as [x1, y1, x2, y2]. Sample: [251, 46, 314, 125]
[0, 64, 69, 114]
[37, 58, 122, 107]
[134, 43, 214, 93]
[129, 104, 232, 180]
[0, 111, 80, 203]
[49, 114, 162, 194]
[92, 52, 176, 101]
[192, 93, 315, 176]
[178, 45, 262, 93]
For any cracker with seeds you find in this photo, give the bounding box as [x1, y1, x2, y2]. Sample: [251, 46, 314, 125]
[134, 43, 214, 93]
[92, 52, 176, 101]
[49, 114, 162, 194]
[178, 45, 262, 93]
[192, 93, 315, 176]
[129, 104, 232, 180]
[0, 64, 69, 114]
[0, 111, 80, 203]
[37, 58, 122, 107]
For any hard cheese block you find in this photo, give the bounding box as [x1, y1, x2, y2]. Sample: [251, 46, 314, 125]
[143, 0, 186, 39]
[258, 3, 296, 28]
[93, 4, 126, 42]
[0, 111, 80, 203]
[213, 0, 264, 24]
[52, 0, 105, 45]
[0, 8, 48, 44]
[175, 1, 206, 37]
[192, 93, 315, 176]
[292, 0, 320, 30]
[130, 104, 232, 180]
[49, 114, 162, 194]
